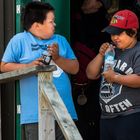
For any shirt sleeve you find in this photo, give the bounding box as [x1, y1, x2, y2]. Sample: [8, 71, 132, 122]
[59, 35, 77, 59]
[133, 48, 140, 75]
[2, 36, 22, 63]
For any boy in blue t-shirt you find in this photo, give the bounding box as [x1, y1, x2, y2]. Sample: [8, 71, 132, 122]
[1, 1, 79, 140]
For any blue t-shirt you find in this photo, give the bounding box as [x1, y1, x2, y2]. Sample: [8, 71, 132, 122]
[2, 31, 77, 124]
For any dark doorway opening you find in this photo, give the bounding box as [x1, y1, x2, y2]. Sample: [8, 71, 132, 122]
[70, 0, 140, 140]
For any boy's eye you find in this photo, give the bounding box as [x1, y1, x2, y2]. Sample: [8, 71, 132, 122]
[50, 21, 54, 24]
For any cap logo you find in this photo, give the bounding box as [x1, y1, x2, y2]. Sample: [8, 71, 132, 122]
[110, 15, 125, 25]
[114, 15, 124, 20]
[110, 17, 117, 24]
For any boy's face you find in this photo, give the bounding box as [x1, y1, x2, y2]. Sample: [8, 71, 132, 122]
[38, 11, 55, 39]
[111, 31, 136, 50]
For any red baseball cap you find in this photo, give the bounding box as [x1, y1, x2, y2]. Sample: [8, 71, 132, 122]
[103, 9, 139, 35]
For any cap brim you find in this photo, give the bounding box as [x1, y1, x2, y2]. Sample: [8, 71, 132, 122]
[102, 26, 125, 35]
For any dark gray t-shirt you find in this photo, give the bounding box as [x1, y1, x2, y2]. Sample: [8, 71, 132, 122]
[100, 42, 140, 118]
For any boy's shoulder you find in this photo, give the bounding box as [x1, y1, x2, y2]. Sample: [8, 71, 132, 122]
[134, 41, 140, 51]
[53, 34, 66, 40]
[136, 41, 140, 47]
[12, 31, 28, 40]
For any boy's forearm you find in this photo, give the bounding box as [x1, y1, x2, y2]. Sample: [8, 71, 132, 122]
[113, 74, 140, 88]
[54, 56, 79, 74]
[86, 53, 104, 79]
[1, 62, 29, 72]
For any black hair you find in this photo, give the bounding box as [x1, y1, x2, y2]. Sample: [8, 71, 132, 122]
[21, 1, 54, 31]
[125, 29, 140, 40]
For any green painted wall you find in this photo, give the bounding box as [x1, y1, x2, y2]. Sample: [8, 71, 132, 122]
[16, 1, 33, 140]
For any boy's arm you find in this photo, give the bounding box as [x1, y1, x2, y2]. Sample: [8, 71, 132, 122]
[102, 69, 140, 88]
[86, 42, 109, 80]
[54, 57, 79, 75]
[1, 58, 43, 72]
[86, 53, 104, 80]
[48, 42, 79, 75]
[113, 74, 140, 88]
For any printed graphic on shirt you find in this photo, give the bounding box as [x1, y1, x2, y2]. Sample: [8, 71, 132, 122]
[100, 79, 122, 103]
[100, 60, 133, 104]
[51, 61, 63, 77]
[31, 43, 48, 50]
[100, 99, 133, 113]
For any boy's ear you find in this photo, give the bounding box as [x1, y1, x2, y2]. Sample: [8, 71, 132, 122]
[31, 22, 42, 29]
[132, 29, 137, 36]
[129, 29, 137, 37]
[32, 22, 39, 28]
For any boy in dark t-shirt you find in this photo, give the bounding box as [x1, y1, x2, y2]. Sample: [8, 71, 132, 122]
[86, 9, 140, 140]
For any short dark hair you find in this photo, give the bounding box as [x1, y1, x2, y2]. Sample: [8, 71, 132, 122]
[22, 1, 54, 31]
[125, 29, 140, 41]
[125, 29, 137, 37]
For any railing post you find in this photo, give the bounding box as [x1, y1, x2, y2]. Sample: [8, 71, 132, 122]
[38, 71, 83, 140]
[38, 72, 55, 140]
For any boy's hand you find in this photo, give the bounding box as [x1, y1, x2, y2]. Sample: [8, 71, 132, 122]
[102, 68, 116, 83]
[27, 58, 44, 67]
[99, 43, 110, 56]
[47, 43, 60, 61]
